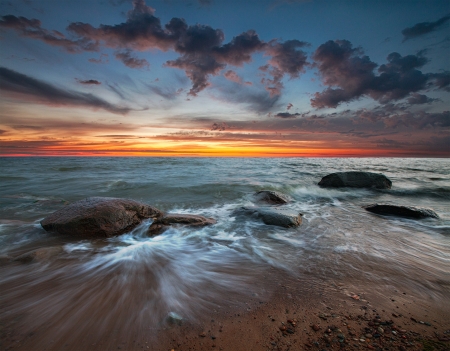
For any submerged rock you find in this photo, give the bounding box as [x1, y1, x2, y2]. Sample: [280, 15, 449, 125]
[318, 171, 392, 189]
[148, 213, 216, 235]
[364, 204, 439, 219]
[234, 206, 302, 228]
[13, 246, 64, 263]
[166, 312, 184, 326]
[41, 197, 163, 238]
[253, 190, 290, 205]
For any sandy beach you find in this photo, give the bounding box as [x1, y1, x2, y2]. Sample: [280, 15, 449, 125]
[1, 263, 449, 351]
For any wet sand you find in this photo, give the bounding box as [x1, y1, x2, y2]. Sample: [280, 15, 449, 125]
[1, 264, 449, 351]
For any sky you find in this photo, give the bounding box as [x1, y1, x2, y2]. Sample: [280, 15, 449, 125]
[0, 0, 449, 157]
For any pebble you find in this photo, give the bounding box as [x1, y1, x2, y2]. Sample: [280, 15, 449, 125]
[359, 339, 365, 342]
[365, 333, 373, 339]
[199, 332, 206, 337]
[311, 324, 320, 331]
[377, 327, 384, 334]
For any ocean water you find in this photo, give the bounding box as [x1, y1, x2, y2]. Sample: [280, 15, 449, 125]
[0, 157, 449, 343]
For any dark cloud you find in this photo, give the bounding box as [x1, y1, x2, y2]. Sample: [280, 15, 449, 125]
[275, 112, 300, 118]
[0, 14, 98, 52]
[407, 93, 438, 105]
[261, 39, 309, 96]
[0, 67, 130, 114]
[168, 29, 265, 95]
[115, 49, 149, 68]
[211, 122, 228, 131]
[311, 40, 446, 108]
[0, 1, 309, 97]
[429, 71, 450, 92]
[402, 15, 450, 41]
[77, 79, 101, 85]
[67, 1, 180, 52]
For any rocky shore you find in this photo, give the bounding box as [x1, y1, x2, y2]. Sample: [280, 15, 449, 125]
[1, 266, 449, 351]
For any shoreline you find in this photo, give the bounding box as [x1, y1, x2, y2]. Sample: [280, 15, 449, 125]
[1, 266, 449, 351]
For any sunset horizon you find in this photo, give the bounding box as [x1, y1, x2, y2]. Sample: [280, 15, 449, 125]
[1, 0, 449, 157]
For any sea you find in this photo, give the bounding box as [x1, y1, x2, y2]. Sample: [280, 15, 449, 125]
[0, 157, 449, 344]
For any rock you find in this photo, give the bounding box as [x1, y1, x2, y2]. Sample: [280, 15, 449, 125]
[318, 172, 392, 189]
[148, 213, 216, 235]
[166, 312, 183, 326]
[234, 206, 302, 228]
[41, 197, 163, 238]
[364, 204, 439, 219]
[253, 190, 290, 205]
[13, 246, 63, 263]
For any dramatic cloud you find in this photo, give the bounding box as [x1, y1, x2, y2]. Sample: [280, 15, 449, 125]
[0, 67, 130, 114]
[275, 112, 300, 118]
[402, 15, 450, 41]
[0, 15, 98, 52]
[407, 93, 438, 105]
[0, 1, 308, 97]
[429, 71, 450, 91]
[261, 39, 309, 96]
[77, 79, 101, 85]
[115, 49, 149, 68]
[311, 40, 447, 108]
[168, 29, 265, 95]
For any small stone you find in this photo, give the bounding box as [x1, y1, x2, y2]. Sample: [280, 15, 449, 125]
[378, 327, 384, 334]
[279, 326, 287, 331]
[365, 333, 373, 339]
[199, 332, 206, 337]
[359, 339, 365, 342]
[311, 324, 320, 331]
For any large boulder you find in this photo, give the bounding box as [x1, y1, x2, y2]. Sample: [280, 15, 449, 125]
[148, 213, 217, 235]
[234, 206, 302, 228]
[253, 190, 290, 205]
[41, 197, 163, 238]
[318, 171, 392, 189]
[364, 204, 439, 219]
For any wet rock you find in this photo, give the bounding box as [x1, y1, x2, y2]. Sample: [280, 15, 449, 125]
[13, 246, 63, 263]
[166, 312, 183, 326]
[148, 213, 216, 235]
[41, 197, 163, 238]
[318, 172, 392, 189]
[252, 190, 290, 205]
[364, 204, 439, 219]
[234, 206, 302, 228]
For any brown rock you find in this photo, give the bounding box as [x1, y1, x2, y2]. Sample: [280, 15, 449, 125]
[253, 190, 290, 205]
[41, 197, 163, 238]
[148, 213, 216, 235]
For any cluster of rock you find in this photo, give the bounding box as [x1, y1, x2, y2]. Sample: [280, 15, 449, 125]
[233, 190, 302, 228]
[318, 171, 438, 219]
[40, 197, 216, 238]
[36, 171, 438, 243]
